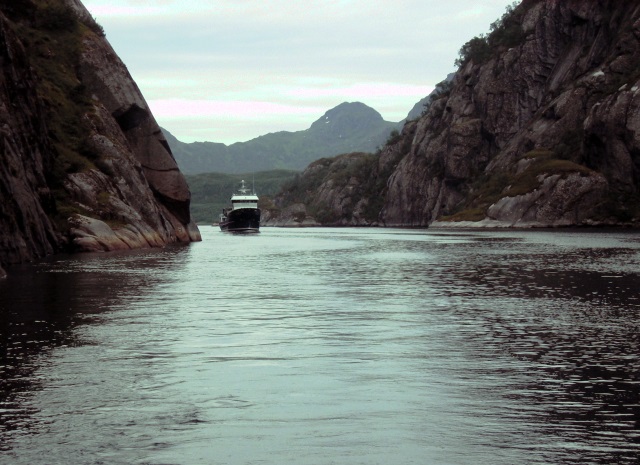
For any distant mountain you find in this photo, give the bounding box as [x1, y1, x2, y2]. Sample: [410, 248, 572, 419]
[164, 102, 401, 174]
[266, 2, 640, 228]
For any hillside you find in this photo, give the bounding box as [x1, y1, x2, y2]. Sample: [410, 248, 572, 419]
[186, 170, 297, 224]
[165, 102, 401, 174]
[0, 0, 200, 277]
[266, 0, 640, 228]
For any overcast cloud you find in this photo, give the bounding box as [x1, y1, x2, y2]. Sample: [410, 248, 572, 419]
[81, 0, 515, 144]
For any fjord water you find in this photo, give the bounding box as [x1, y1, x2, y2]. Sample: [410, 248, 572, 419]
[1, 227, 639, 465]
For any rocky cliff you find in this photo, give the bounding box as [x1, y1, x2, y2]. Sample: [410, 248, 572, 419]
[0, 0, 200, 277]
[270, 0, 640, 228]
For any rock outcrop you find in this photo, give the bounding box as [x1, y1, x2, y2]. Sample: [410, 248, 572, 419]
[269, 0, 640, 228]
[380, 0, 640, 227]
[0, 0, 200, 276]
[0, 7, 59, 271]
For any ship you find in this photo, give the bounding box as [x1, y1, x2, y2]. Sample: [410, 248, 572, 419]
[218, 180, 261, 232]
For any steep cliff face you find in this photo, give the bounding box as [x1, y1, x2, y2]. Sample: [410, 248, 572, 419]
[265, 123, 412, 227]
[0, 8, 59, 269]
[0, 0, 200, 275]
[271, 0, 640, 228]
[382, 0, 640, 227]
[265, 152, 384, 227]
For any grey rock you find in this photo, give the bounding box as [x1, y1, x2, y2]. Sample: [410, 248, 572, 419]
[264, 0, 640, 229]
[0, 1, 201, 275]
[379, 0, 640, 227]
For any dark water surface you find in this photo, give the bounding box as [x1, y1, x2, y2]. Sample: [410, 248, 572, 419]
[1, 227, 639, 465]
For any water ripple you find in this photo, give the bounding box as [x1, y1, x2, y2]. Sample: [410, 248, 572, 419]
[0, 227, 638, 464]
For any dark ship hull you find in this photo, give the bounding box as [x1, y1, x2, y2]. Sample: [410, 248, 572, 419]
[219, 208, 261, 232]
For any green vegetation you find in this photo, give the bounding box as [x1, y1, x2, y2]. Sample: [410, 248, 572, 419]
[441, 208, 488, 223]
[25, 2, 97, 174]
[431, 78, 454, 102]
[455, 36, 492, 68]
[166, 102, 401, 175]
[385, 129, 402, 146]
[440, 147, 595, 222]
[278, 154, 358, 223]
[275, 148, 404, 225]
[186, 170, 298, 223]
[439, 171, 511, 221]
[278, 158, 334, 205]
[51, 191, 92, 231]
[37, 2, 79, 31]
[487, 1, 527, 48]
[11, 1, 108, 229]
[455, 1, 527, 67]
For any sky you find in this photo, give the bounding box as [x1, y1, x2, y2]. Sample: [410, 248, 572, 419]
[80, 0, 516, 144]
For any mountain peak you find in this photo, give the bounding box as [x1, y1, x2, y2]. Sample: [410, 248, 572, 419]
[309, 102, 387, 136]
[166, 101, 400, 174]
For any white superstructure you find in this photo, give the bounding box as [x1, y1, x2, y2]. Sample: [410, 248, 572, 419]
[230, 180, 258, 210]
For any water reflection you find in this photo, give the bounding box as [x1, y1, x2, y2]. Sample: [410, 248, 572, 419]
[319, 229, 640, 464]
[0, 228, 638, 464]
[430, 233, 640, 464]
[0, 245, 192, 445]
